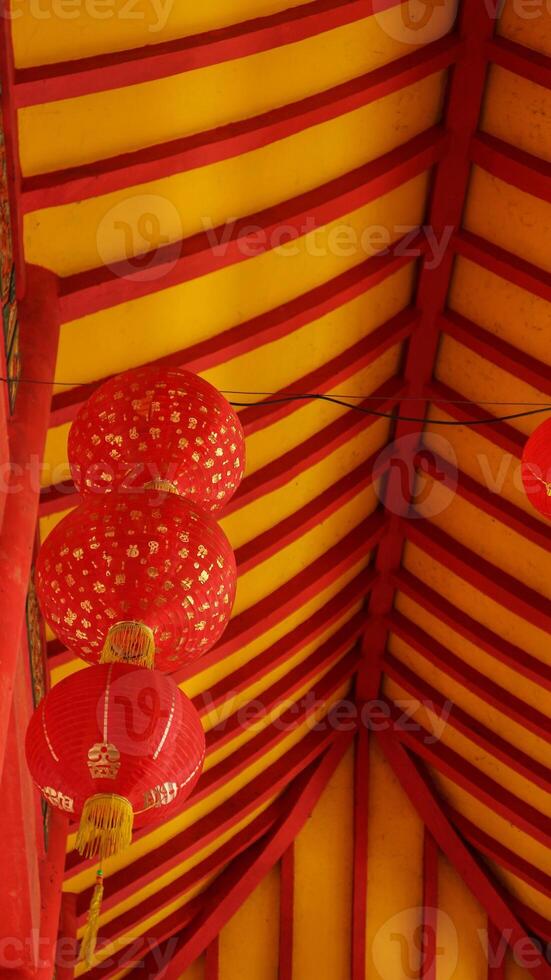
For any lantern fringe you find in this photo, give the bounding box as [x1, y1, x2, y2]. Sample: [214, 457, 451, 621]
[144, 478, 180, 495]
[77, 794, 134, 861]
[101, 620, 155, 669]
[80, 868, 104, 966]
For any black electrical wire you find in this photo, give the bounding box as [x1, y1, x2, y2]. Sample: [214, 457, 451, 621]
[1, 376, 549, 427]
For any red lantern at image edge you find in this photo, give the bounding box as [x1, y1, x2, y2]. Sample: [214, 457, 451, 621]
[68, 365, 246, 512]
[25, 662, 206, 856]
[35, 488, 237, 671]
[521, 418, 551, 519]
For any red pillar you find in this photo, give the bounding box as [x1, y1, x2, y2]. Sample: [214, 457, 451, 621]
[0, 265, 59, 781]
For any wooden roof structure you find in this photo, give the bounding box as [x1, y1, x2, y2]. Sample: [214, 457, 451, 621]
[0, 0, 550, 976]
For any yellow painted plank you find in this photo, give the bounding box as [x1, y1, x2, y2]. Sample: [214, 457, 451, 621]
[219, 866, 280, 980]
[436, 854, 487, 980]
[10, 0, 313, 68]
[434, 334, 550, 436]
[498, 0, 551, 57]
[24, 73, 446, 275]
[18, 10, 452, 174]
[481, 65, 551, 163]
[293, 745, 354, 980]
[52, 174, 429, 390]
[464, 167, 551, 274]
[449, 256, 551, 367]
[366, 737, 425, 978]
[402, 543, 550, 665]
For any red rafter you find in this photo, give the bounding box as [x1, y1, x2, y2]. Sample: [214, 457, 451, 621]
[14, 0, 400, 106]
[351, 724, 369, 980]
[374, 725, 551, 980]
[279, 845, 295, 980]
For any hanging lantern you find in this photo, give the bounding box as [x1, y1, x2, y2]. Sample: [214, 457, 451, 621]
[26, 663, 205, 854]
[68, 366, 245, 512]
[36, 488, 237, 671]
[522, 418, 551, 519]
[26, 662, 205, 962]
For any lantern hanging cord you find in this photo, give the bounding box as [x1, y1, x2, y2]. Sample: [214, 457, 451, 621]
[0, 375, 550, 426]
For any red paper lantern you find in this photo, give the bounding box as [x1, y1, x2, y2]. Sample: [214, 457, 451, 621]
[68, 366, 245, 512]
[36, 489, 237, 670]
[522, 418, 551, 519]
[25, 662, 205, 859]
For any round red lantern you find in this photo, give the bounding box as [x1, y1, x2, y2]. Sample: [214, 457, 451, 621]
[68, 366, 245, 512]
[522, 418, 551, 519]
[25, 663, 205, 859]
[36, 489, 237, 670]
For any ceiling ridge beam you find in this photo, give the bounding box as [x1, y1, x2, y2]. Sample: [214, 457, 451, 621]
[392, 568, 551, 691]
[56, 131, 442, 321]
[357, 0, 497, 702]
[403, 519, 551, 635]
[485, 35, 551, 91]
[22, 34, 460, 212]
[454, 228, 551, 303]
[384, 698, 551, 850]
[373, 724, 551, 980]
[14, 0, 401, 107]
[471, 130, 551, 204]
[439, 308, 551, 397]
[384, 648, 551, 789]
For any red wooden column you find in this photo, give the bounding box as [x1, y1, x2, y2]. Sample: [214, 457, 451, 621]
[0, 265, 59, 780]
[37, 810, 69, 980]
[351, 725, 369, 980]
[55, 893, 78, 980]
[0, 1, 25, 293]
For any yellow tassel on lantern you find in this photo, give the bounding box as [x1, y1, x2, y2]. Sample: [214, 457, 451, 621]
[76, 793, 134, 861]
[80, 869, 104, 966]
[101, 620, 155, 669]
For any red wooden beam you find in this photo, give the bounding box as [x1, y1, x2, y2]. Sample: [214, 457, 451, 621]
[351, 725, 369, 980]
[88, 796, 285, 962]
[471, 131, 551, 204]
[387, 701, 551, 849]
[22, 34, 460, 212]
[56, 130, 442, 321]
[487, 921, 507, 980]
[421, 830, 439, 980]
[356, 0, 495, 703]
[450, 809, 551, 902]
[393, 568, 551, 691]
[374, 726, 551, 980]
[160, 734, 353, 978]
[403, 520, 551, 636]
[0, 5, 25, 293]
[279, 845, 295, 980]
[429, 380, 524, 458]
[384, 649, 551, 788]
[454, 229, 551, 304]
[14, 0, 400, 106]
[439, 309, 551, 397]
[485, 35, 551, 91]
[205, 937, 219, 980]
[422, 452, 550, 553]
